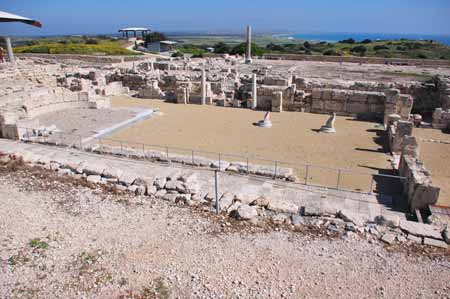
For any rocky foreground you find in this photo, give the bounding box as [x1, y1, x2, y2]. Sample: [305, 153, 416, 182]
[0, 159, 449, 299]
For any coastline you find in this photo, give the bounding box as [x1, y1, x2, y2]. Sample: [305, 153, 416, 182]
[273, 32, 450, 45]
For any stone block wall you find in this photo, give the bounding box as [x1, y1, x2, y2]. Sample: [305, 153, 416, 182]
[399, 148, 440, 211]
[309, 88, 386, 117]
[388, 120, 414, 154]
[0, 87, 111, 139]
[388, 127, 440, 211]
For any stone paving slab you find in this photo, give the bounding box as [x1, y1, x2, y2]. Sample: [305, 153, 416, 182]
[0, 139, 407, 221]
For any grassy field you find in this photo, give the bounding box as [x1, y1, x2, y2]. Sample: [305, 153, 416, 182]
[13, 36, 139, 56]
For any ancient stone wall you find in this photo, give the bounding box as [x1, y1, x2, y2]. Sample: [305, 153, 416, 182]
[261, 54, 450, 67]
[387, 119, 440, 211]
[398, 143, 440, 211]
[389, 120, 414, 154]
[309, 88, 386, 117]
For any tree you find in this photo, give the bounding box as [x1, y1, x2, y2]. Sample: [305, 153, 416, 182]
[213, 42, 230, 54]
[85, 39, 98, 45]
[361, 39, 372, 44]
[266, 42, 284, 52]
[145, 32, 168, 44]
[374, 45, 390, 51]
[323, 49, 340, 56]
[303, 41, 312, 49]
[230, 43, 265, 56]
[339, 38, 356, 44]
[351, 45, 367, 56]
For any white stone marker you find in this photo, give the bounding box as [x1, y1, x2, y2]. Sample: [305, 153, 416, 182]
[320, 112, 337, 133]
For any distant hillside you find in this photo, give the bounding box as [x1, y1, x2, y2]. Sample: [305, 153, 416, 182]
[172, 35, 450, 60]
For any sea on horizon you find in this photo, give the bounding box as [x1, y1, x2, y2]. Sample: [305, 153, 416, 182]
[276, 32, 450, 46]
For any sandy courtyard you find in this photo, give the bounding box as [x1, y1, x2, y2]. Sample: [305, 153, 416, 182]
[414, 128, 450, 207]
[109, 96, 395, 193]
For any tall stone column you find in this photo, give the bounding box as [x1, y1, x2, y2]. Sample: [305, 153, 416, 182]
[252, 73, 257, 109]
[5, 37, 15, 64]
[201, 68, 207, 105]
[245, 26, 252, 64]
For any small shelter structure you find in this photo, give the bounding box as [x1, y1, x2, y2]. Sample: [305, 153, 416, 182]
[147, 40, 177, 53]
[0, 10, 42, 64]
[119, 27, 150, 39]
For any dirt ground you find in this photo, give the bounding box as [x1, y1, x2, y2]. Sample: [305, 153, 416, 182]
[0, 165, 449, 299]
[110, 96, 394, 193]
[415, 128, 450, 207]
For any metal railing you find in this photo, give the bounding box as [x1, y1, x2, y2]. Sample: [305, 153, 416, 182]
[18, 126, 406, 197]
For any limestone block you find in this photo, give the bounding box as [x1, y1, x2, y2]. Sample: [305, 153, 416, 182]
[332, 90, 347, 101]
[321, 89, 333, 100]
[311, 89, 322, 99]
[346, 102, 369, 114]
[350, 92, 368, 103]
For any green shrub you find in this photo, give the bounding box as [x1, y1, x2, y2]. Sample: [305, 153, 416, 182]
[266, 42, 284, 52]
[418, 53, 427, 59]
[339, 38, 356, 44]
[374, 45, 390, 51]
[323, 49, 340, 56]
[171, 51, 184, 58]
[85, 39, 98, 45]
[213, 42, 230, 54]
[351, 45, 367, 55]
[230, 42, 265, 56]
[361, 39, 372, 44]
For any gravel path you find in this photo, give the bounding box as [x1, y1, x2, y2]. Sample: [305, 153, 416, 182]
[0, 166, 449, 299]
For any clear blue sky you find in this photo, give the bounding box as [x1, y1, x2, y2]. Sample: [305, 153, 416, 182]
[1, 0, 450, 36]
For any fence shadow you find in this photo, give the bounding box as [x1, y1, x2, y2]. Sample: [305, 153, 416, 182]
[359, 164, 407, 212]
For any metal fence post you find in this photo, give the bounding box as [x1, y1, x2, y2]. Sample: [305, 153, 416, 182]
[120, 141, 123, 156]
[218, 153, 221, 171]
[337, 169, 342, 189]
[246, 157, 249, 174]
[79, 135, 83, 150]
[274, 161, 278, 179]
[214, 170, 220, 214]
[142, 143, 145, 159]
[26, 128, 30, 141]
[305, 164, 310, 185]
[191, 150, 194, 165]
[59, 132, 63, 146]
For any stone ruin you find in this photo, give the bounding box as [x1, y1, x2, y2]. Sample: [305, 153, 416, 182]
[432, 108, 450, 130]
[388, 117, 440, 211]
[0, 58, 129, 140]
[1, 53, 448, 215]
[103, 56, 417, 127]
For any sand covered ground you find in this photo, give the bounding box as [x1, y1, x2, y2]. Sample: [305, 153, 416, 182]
[415, 128, 450, 207]
[109, 96, 396, 194]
